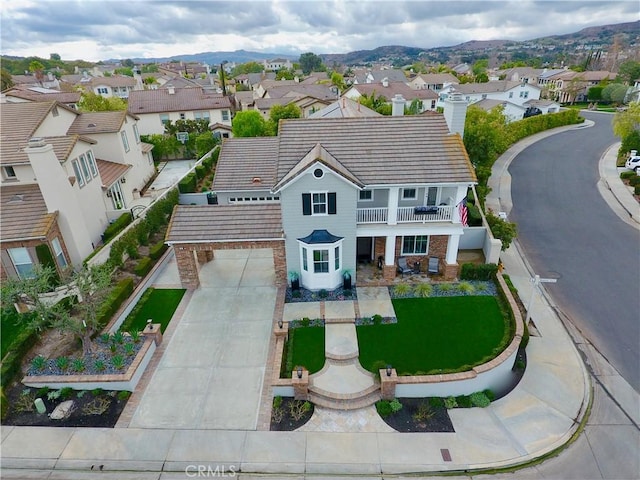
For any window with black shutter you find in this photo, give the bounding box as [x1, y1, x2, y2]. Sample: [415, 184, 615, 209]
[302, 193, 311, 215]
[328, 192, 336, 215]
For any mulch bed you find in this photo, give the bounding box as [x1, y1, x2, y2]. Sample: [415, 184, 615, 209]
[3, 385, 130, 428]
[379, 398, 455, 433]
[270, 397, 314, 431]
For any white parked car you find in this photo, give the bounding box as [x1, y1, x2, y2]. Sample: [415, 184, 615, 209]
[625, 150, 640, 172]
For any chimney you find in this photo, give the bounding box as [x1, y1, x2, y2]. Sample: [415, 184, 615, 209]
[382, 77, 389, 87]
[24, 138, 94, 265]
[392, 94, 405, 116]
[443, 91, 468, 138]
[167, 85, 175, 95]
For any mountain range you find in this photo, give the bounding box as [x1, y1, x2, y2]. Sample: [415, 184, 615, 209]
[99, 20, 639, 67]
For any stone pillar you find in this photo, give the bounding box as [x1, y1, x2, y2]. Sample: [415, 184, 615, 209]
[174, 245, 200, 289]
[195, 250, 208, 263]
[274, 321, 288, 341]
[380, 368, 398, 400]
[292, 369, 309, 400]
[443, 262, 459, 281]
[142, 323, 163, 346]
[205, 250, 214, 262]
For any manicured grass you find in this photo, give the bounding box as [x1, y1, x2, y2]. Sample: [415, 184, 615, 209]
[357, 296, 510, 375]
[119, 288, 186, 334]
[288, 327, 325, 376]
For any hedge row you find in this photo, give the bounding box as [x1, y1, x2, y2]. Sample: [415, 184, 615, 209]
[505, 109, 583, 144]
[178, 172, 197, 193]
[95, 277, 135, 332]
[0, 328, 38, 388]
[149, 240, 168, 260]
[102, 212, 133, 243]
[133, 257, 153, 277]
[460, 263, 499, 281]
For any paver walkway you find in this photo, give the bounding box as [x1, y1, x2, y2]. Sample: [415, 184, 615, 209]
[128, 249, 276, 430]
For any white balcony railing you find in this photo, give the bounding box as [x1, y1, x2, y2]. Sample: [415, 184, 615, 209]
[356, 205, 454, 224]
[356, 207, 388, 223]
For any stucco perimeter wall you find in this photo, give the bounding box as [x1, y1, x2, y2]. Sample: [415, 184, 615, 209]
[395, 272, 523, 397]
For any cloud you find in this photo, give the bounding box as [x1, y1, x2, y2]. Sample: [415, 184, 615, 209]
[1, 0, 637, 61]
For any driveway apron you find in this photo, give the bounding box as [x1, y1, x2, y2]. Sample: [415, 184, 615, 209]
[128, 248, 276, 430]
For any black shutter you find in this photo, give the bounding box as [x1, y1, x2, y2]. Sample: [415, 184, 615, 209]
[328, 192, 337, 215]
[302, 193, 311, 215]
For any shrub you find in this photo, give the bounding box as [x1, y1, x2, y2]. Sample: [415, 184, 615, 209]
[429, 397, 445, 408]
[413, 283, 433, 298]
[95, 277, 134, 331]
[457, 281, 475, 294]
[413, 402, 435, 422]
[460, 263, 499, 281]
[389, 398, 403, 413]
[129, 330, 141, 343]
[1, 329, 38, 387]
[0, 388, 8, 420]
[102, 212, 133, 243]
[483, 389, 496, 402]
[635, 185, 640, 196]
[117, 391, 131, 401]
[91, 388, 104, 397]
[319, 289, 328, 298]
[273, 395, 283, 409]
[178, 172, 197, 193]
[372, 314, 383, 325]
[300, 317, 310, 327]
[520, 320, 530, 349]
[35, 244, 60, 286]
[112, 331, 124, 344]
[370, 360, 388, 380]
[629, 176, 640, 187]
[124, 343, 135, 356]
[134, 256, 153, 277]
[486, 211, 517, 251]
[31, 355, 46, 371]
[36, 387, 50, 398]
[149, 240, 168, 260]
[444, 396, 458, 409]
[470, 391, 491, 408]
[94, 359, 106, 371]
[111, 355, 125, 370]
[620, 170, 637, 180]
[72, 358, 85, 372]
[376, 400, 393, 417]
[392, 283, 412, 296]
[195, 164, 207, 180]
[59, 387, 74, 400]
[135, 221, 150, 246]
[289, 399, 312, 421]
[438, 283, 453, 292]
[456, 395, 472, 408]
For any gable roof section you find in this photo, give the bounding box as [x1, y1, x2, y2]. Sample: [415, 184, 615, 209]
[348, 82, 437, 100]
[128, 87, 232, 115]
[0, 184, 57, 242]
[309, 98, 381, 118]
[1, 101, 59, 142]
[453, 80, 540, 94]
[212, 137, 279, 191]
[166, 204, 283, 243]
[67, 111, 131, 134]
[273, 142, 363, 192]
[96, 159, 132, 188]
[3, 86, 81, 105]
[276, 116, 476, 185]
[1, 135, 95, 166]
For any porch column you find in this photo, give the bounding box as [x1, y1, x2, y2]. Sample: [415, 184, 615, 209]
[445, 234, 460, 264]
[174, 245, 200, 289]
[387, 187, 399, 225]
[383, 235, 397, 281]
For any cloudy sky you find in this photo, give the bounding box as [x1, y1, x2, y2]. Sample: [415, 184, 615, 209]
[1, 0, 638, 62]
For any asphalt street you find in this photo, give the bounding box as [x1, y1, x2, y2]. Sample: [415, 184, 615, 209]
[507, 111, 640, 393]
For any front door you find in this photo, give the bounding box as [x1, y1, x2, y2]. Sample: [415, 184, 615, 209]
[357, 237, 373, 263]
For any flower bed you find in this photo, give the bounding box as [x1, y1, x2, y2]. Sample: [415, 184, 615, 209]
[285, 286, 358, 303]
[389, 280, 497, 299]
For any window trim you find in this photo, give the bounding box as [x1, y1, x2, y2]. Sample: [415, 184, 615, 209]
[160, 114, 170, 125]
[359, 190, 373, 201]
[3, 166, 17, 180]
[121, 131, 130, 152]
[8, 247, 35, 279]
[311, 191, 328, 215]
[132, 124, 140, 143]
[51, 238, 67, 268]
[79, 154, 91, 183]
[313, 249, 329, 273]
[402, 188, 417, 200]
[86, 150, 98, 177]
[71, 159, 85, 187]
[401, 235, 429, 255]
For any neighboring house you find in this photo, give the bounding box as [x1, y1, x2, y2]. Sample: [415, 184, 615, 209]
[493, 67, 542, 84]
[0, 102, 155, 279]
[166, 95, 476, 290]
[127, 86, 233, 135]
[407, 73, 459, 92]
[343, 80, 439, 112]
[438, 81, 541, 109]
[89, 75, 139, 99]
[10, 72, 61, 90]
[542, 70, 616, 103]
[523, 99, 561, 115]
[1, 86, 81, 109]
[352, 68, 407, 84]
[471, 99, 527, 121]
[263, 58, 293, 71]
[253, 84, 338, 118]
[627, 79, 640, 103]
[308, 97, 382, 118]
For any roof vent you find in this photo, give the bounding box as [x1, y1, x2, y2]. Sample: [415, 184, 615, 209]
[88, 123, 97, 128]
[8, 194, 24, 204]
[252, 177, 262, 184]
[27, 137, 46, 148]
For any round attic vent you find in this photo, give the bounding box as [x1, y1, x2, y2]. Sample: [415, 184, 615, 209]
[313, 168, 324, 179]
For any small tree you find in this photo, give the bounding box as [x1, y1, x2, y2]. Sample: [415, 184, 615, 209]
[269, 103, 301, 135]
[232, 110, 270, 137]
[486, 211, 517, 251]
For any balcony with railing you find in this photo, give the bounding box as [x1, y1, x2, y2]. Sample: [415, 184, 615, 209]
[356, 205, 454, 224]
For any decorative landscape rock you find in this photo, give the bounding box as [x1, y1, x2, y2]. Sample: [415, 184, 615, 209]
[50, 400, 76, 420]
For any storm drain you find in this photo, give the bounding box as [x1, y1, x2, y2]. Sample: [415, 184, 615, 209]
[440, 448, 452, 462]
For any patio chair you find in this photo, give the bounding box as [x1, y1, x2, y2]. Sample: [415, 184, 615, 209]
[427, 257, 440, 275]
[397, 257, 414, 277]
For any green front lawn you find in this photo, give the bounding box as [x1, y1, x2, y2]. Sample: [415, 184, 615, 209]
[283, 326, 325, 377]
[119, 288, 186, 334]
[357, 296, 511, 375]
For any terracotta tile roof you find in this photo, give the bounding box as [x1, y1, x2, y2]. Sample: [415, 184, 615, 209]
[1, 101, 58, 142]
[265, 84, 337, 101]
[165, 204, 284, 243]
[412, 73, 459, 85]
[213, 137, 279, 191]
[3, 86, 81, 104]
[309, 98, 381, 118]
[0, 184, 57, 242]
[90, 75, 136, 87]
[453, 80, 540, 94]
[141, 142, 154, 153]
[1, 135, 95, 166]
[128, 87, 232, 115]
[348, 82, 437, 100]
[67, 111, 135, 134]
[96, 159, 131, 188]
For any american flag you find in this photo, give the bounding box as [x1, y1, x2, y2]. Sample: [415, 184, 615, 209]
[458, 197, 468, 226]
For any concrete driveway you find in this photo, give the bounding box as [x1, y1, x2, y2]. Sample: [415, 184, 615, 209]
[128, 249, 276, 430]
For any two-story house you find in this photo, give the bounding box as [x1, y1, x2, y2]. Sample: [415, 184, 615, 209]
[0, 102, 155, 279]
[89, 75, 140, 99]
[407, 73, 459, 92]
[165, 95, 476, 290]
[343, 80, 439, 113]
[438, 81, 542, 109]
[127, 86, 234, 135]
